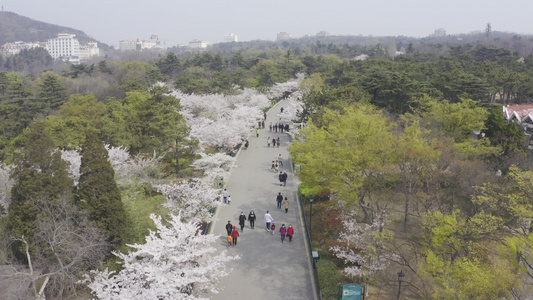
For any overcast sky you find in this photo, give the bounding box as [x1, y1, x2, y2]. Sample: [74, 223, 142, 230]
[2, 0, 533, 47]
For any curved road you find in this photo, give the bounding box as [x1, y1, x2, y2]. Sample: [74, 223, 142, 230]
[208, 97, 317, 300]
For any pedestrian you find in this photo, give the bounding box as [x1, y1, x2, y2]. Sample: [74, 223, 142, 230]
[281, 107, 284, 113]
[287, 224, 294, 242]
[271, 160, 276, 172]
[280, 224, 287, 243]
[283, 171, 288, 186]
[258, 121, 261, 128]
[248, 210, 256, 229]
[269, 123, 272, 131]
[280, 123, 284, 133]
[283, 197, 289, 213]
[231, 226, 239, 245]
[239, 212, 246, 232]
[278, 154, 283, 166]
[274, 124, 277, 132]
[279, 171, 284, 186]
[264, 111, 267, 120]
[227, 195, 232, 205]
[262, 120, 265, 128]
[272, 138, 276, 147]
[225, 220, 233, 236]
[276, 137, 280, 147]
[267, 137, 271, 147]
[256, 128, 259, 137]
[276, 192, 283, 209]
[264, 211, 273, 231]
[227, 235, 232, 246]
[270, 220, 276, 235]
[222, 188, 229, 203]
[275, 161, 279, 172]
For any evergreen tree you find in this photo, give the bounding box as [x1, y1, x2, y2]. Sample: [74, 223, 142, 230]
[7, 122, 73, 256]
[77, 130, 126, 244]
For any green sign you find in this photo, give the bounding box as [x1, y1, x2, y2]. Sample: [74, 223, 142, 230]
[340, 284, 363, 300]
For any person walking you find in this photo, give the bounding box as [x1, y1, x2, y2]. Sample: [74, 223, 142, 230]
[276, 192, 283, 209]
[280, 224, 287, 243]
[287, 224, 294, 242]
[264, 211, 273, 231]
[222, 188, 229, 203]
[267, 137, 271, 147]
[262, 120, 265, 128]
[270, 220, 276, 235]
[279, 171, 284, 186]
[239, 212, 247, 232]
[274, 124, 277, 132]
[231, 226, 239, 245]
[256, 128, 259, 137]
[271, 161, 276, 172]
[277, 154, 283, 167]
[248, 210, 256, 229]
[282, 171, 288, 186]
[225, 220, 233, 236]
[272, 138, 276, 147]
[283, 197, 290, 213]
[276, 137, 280, 148]
[269, 123, 272, 131]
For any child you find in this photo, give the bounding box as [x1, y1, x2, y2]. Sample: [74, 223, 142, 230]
[271, 161, 276, 172]
[227, 195, 231, 205]
[227, 235, 233, 246]
[270, 221, 276, 235]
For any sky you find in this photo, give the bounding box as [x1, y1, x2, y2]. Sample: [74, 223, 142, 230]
[2, 0, 533, 48]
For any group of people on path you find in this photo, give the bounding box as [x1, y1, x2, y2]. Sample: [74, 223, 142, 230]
[276, 192, 290, 213]
[264, 210, 294, 243]
[269, 122, 289, 133]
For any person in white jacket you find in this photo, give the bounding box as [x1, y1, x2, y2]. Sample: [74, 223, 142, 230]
[264, 211, 273, 231]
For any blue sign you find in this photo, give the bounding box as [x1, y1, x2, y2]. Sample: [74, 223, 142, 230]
[340, 284, 363, 300]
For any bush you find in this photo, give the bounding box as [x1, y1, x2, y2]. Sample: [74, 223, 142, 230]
[317, 259, 344, 300]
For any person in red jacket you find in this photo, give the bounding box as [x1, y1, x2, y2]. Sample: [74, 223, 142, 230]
[231, 226, 240, 246]
[287, 224, 294, 243]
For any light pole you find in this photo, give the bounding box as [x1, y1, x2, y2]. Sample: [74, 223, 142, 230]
[309, 195, 314, 242]
[397, 270, 405, 300]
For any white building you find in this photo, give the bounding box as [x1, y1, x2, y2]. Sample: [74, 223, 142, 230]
[47, 33, 80, 64]
[277, 32, 291, 41]
[79, 42, 100, 60]
[1, 41, 42, 56]
[224, 33, 238, 42]
[188, 39, 209, 49]
[119, 35, 165, 51]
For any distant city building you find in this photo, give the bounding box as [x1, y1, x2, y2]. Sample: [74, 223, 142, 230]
[277, 32, 291, 41]
[119, 35, 165, 51]
[0, 41, 42, 56]
[316, 31, 329, 37]
[431, 28, 446, 37]
[47, 33, 80, 64]
[79, 42, 100, 60]
[188, 39, 209, 49]
[224, 33, 238, 42]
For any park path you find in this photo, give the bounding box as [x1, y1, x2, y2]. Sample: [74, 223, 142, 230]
[208, 97, 317, 300]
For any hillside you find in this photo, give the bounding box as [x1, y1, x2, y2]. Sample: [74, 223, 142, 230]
[0, 11, 100, 46]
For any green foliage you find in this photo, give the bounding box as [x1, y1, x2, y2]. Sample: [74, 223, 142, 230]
[316, 260, 345, 300]
[76, 130, 126, 244]
[7, 123, 73, 257]
[36, 71, 68, 112]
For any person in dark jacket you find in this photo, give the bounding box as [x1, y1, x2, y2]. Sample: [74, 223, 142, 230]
[239, 212, 247, 232]
[276, 192, 283, 208]
[279, 172, 284, 186]
[248, 211, 256, 229]
[225, 221, 233, 236]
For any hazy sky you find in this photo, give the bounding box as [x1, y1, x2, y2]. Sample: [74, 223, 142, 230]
[2, 0, 533, 47]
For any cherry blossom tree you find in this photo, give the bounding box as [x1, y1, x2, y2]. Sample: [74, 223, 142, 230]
[330, 214, 397, 280]
[61, 145, 162, 187]
[266, 73, 304, 99]
[85, 213, 239, 300]
[156, 179, 221, 223]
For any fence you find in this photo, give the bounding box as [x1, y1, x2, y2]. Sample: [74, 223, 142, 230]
[298, 185, 322, 299]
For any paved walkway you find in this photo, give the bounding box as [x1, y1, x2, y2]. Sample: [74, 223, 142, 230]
[208, 97, 317, 300]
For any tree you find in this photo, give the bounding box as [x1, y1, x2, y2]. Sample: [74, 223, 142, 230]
[36, 71, 67, 112]
[290, 104, 397, 224]
[7, 123, 73, 257]
[85, 213, 239, 299]
[76, 130, 126, 244]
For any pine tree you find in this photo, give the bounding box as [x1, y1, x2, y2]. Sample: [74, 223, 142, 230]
[7, 122, 73, 256]
[77, 130, 126, 244]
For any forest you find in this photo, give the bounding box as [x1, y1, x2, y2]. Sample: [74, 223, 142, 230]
[0, 35, 533, 299]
